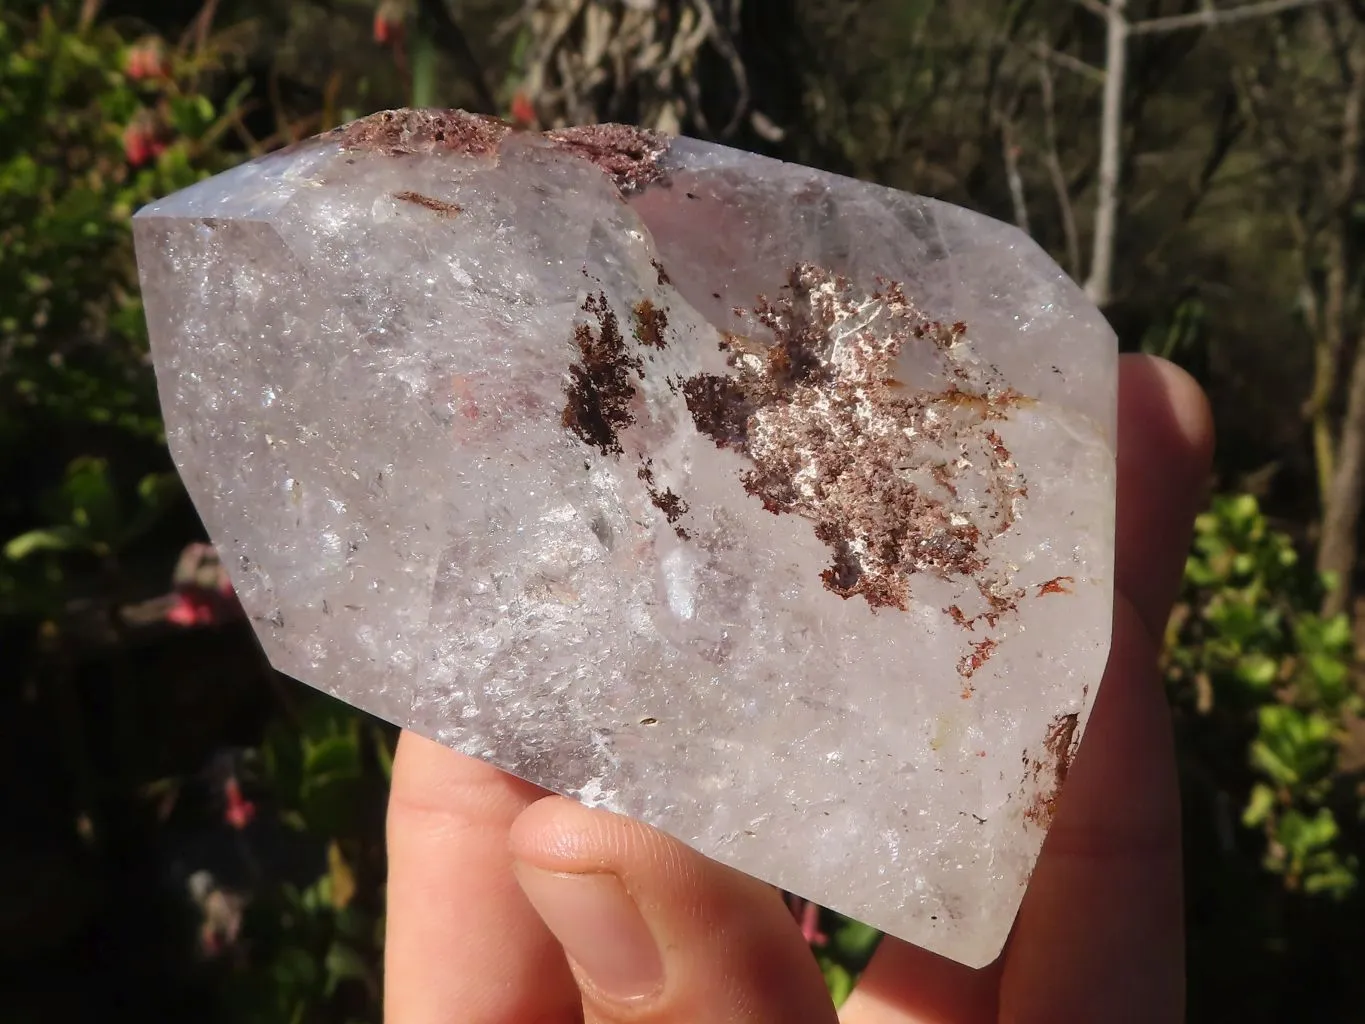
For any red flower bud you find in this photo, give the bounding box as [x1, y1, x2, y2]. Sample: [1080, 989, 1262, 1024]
[785, 894, 829, 947]
[165, 593, 200, 626]
[374, 10, 407, 45]
[122, 122, 153, 167]
[510, 92, 537, 129]
[223, 777, 256, 830]
[124, 40, 168, 81]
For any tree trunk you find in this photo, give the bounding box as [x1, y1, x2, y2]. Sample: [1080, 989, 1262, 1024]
[1314, 32, 1365, 618]
[1310, 222, 1350, 511]
[1319, 339, 1365, 617]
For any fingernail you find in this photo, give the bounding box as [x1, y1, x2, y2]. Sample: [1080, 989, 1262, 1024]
[513, 864, 663, 1001]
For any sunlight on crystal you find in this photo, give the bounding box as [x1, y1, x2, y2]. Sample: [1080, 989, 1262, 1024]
[133, 109, 1116, 968]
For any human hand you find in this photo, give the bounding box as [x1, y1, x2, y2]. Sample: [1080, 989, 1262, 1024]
[383, 353, 1213, 1024]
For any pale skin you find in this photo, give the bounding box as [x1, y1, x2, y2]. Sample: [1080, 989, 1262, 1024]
[384, 353, 1213, 1024]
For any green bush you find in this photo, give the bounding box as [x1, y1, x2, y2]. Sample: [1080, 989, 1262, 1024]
[0, 2, 250, 620]
[1167, 494, 1365, 1021]
[0, 4, 243, 437]
[1170, 493, 1358, 898]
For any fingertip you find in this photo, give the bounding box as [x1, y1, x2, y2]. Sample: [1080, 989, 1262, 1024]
[509, 795, 643, 870]
[998, 597, 1185, 1022]
[384, 737, 577, 1024]
[510, 797, 837, 1022]
[1116, 354, 1215, 638]
[1162, 358, 1215, 468]
[1119, 353, 1215, 476]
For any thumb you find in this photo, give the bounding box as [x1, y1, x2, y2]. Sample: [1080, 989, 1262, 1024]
[509, 796, 837, 1023]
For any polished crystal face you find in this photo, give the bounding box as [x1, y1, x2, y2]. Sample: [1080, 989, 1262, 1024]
[133, 109, 1116, 967]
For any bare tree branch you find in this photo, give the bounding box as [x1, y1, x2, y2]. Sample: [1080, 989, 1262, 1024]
[1038, 57, 1083, 278]
[78, 0, 104, 30]
[1001, 121, 1031, 234]
[689, 0, 751, 138]
[1080, 0, 1333, 305]
[989, 70, 1031, 234]
[1084, 0, 1128, 306]
[1069, 0, 1111, 18]
[1020, 39, 1106, 84]
[1130, 0, 1339, 35]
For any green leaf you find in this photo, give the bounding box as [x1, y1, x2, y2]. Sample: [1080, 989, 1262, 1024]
[4, 524, 87, 559]
[328, 841, 356, 910]
[60, 456, 120, 544]
[1243, 783, 1276, 828]
[831, 917, 882, 960]
[303, 733, 362, 782]
[136, 470, 181, 507]
[122, 471, 183, 541]
[1278, 807, 1339, 859]
[166, 93, 216, 137]
[1318, 614, 1352, 651]
[1306, 652, 1350, 704]
[372, 724, 396, 782]
[324, 942, 371, 997]
[1251, 740, 1297, 787]
[1304, 859, 1358, 898]
[823, 962, 855, 1006]
[1226, 493, 1260, 530]
[272, 945, 320, 992]
[300, 727, 364, 832]
[1235, 653, 1278, 689]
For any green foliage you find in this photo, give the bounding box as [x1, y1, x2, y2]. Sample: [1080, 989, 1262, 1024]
[0, 1, 248, 623]
[5, 457, 181, 560]
[815, 914, 882, 1006]
[227, 698, 393, 1024]
[2, 455, 183, 619]
[1168, 493, 1359, 897]
[0, 3, 244, 446]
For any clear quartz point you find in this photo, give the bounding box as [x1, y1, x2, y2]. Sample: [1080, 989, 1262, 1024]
[133, 109, 1116, 967]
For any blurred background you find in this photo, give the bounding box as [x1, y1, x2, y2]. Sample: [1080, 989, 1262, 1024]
[3, 0, 1365, 1019]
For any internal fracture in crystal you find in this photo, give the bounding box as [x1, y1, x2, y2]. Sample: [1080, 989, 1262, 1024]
[133, 109, 1118, 968]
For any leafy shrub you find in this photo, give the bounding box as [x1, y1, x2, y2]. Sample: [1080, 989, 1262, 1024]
[219, 699, 393, 1022]
[1167, 493, 1365, 1021]
[1169, 493, 1359, 897]
[0, 2, 249, 616]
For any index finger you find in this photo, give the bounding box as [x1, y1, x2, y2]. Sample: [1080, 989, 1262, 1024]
[384, 734, 581, 1023]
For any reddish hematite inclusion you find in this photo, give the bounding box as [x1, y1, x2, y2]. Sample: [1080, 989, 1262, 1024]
[329, 108, 669, 193]
[563, 263, 1035, 629]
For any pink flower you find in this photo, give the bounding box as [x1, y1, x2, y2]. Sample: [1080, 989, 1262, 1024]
[166, 593, 205, 626]
[122, 116, 166, 167]
[786, 894, 829, 947]
[165, 543, 241, 625]
[223, 777, 256, 830]
[124, 40, 168, 81]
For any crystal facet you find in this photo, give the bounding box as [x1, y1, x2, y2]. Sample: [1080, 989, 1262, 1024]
[133, 110, 1117, 967]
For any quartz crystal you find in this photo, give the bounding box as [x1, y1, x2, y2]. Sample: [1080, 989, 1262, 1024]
[133, 110, 1116, 967]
